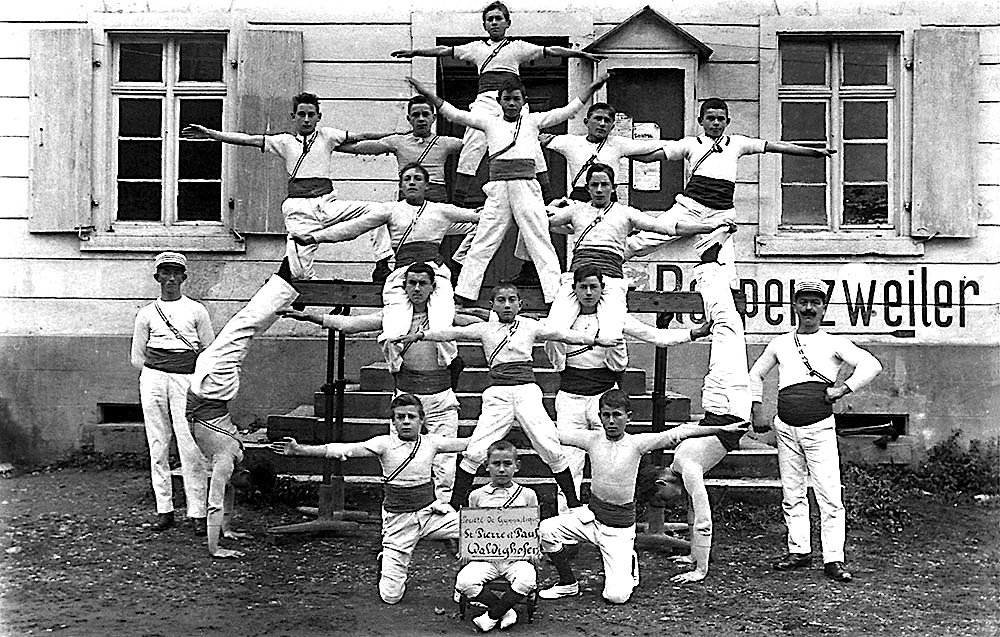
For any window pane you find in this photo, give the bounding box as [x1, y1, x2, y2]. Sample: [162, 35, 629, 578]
[118, 182, 162, 221]
[119, 99, 162, 137]
[844, 102, 887, 139]
[118, 141, 162, 179]
[781, 185, 827, 225]
[781, 42, 827, 85]
[180, 99, 223, 131]
[781, 102, 826, 142]
[179, 141, 222, 179]
[844, 185, 888, 225]
[177, 182, 221, 221]
[844, 144, 887, 181]
[782, 152, 826, 184]
[179, 40, 224, 82]
[119, 43, 162, 82]
[842, 41, 889, 86]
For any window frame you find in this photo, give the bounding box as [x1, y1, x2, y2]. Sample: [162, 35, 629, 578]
[757, 15, 924, 257]
[85, 12, 245, 252]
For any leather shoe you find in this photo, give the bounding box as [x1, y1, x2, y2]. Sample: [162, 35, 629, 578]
[191, 517, 207, 537]
[824, 561, 853, 582]
[773, 552, 812, 570]
[151, 512, 174, 532]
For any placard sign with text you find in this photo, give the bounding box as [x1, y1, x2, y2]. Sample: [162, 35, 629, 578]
[459, 506, 540, 561]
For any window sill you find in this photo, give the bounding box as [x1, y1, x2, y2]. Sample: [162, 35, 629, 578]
[81, 228, 246, 253]
[755, 234, 925, 257]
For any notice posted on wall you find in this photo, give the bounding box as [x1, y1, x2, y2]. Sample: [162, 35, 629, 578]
[631, 122, 661, 191]
[459, 506, 540, 562]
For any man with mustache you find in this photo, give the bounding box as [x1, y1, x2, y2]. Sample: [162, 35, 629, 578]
[748, 278, 882, 583]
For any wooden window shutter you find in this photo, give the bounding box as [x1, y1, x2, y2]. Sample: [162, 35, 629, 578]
[911, 29, 980, 239]
[231, 30, 303, 234]
[28, 29, 93, 233]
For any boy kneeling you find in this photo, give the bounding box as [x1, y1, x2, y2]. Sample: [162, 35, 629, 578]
[271, 393, 469, 604]
[538, 389, 748, 604]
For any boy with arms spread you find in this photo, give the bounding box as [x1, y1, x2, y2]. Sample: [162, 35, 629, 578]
[538, 389, 749, 604]
[455, 440, 539, 632]
[335, 96, 465, 281]
[290, 163, 479, 344]
[406, 73, 610, 305]
[271, 393, 469, 604]
[279, 261, 477, 502]
[131, 252, 213, 532]
[392, 282, 620, 513]
[391, 1, 601, 205]
[627, 98, 836, 285]
[545, 162, 733, 366]
[552, 263, 714, 513]
[182, 92, 398, 281]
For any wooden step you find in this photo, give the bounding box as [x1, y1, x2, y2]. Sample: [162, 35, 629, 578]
[314, 390, 691, 421]
[358, 362, 647, 394]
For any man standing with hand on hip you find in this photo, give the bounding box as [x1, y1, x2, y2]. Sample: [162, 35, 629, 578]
[748, 278, 882, 583]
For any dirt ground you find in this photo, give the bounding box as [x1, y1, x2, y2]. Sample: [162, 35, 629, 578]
[0, 467, 997, 637]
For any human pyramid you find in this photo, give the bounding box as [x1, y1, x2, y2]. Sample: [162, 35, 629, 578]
[158, 1, 886, 631]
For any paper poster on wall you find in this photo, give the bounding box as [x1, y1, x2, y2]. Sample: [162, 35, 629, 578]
[631, 122, 661, 191]
[611, 113, 634, 205]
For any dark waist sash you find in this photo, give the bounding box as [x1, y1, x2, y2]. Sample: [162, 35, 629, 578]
[699, 411, 745, 452]
[287, 177, 334, 199]
[561, 366, 620, 396]
[145, 348, 198, 374]
[395, 368, 451, 395]
[185, 392, 229, 422]
[588, 494, 636, 528]
[383, 481, 436, 513]
[777, 381, 834, 426]
[569, 248, 624, 278]
[395, 241, 443, 268]
[569, 186, 618, 203]
[478, 71, 519, 93]
[489, 158, 536, 181]
[683, 175, 735, 210]
[489, 361, 536, 386]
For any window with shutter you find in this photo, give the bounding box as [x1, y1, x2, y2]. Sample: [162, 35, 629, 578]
[757, 16, 928, 257]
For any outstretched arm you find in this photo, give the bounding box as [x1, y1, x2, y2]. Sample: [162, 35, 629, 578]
[436, 437, 471, 454]
[543, 45, 604, 63]
[269, 437, 375, 461]
[343, 129, 402, 144]
[181, 124, 263, 148]
[391, 46, 454, 59]
[335, 139, 393, 155]
[277, 309, 384, 334]
[535, 323, 621, 348]
[640, 421, 749, 452]
[764, 141, 836, 158]
[392, 323, 484, 346]
[622, 314, 705, 348]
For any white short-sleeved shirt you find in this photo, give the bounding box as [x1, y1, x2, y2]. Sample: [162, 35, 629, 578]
[659, 134, 766, 209]
[441, 100, 584, 163]
[360, 433, 448, 487]
[263, 127, 349, 178]
[547, 135, 664, 188]
[452, 39, 545, 75]
[131, 296, 214, 368]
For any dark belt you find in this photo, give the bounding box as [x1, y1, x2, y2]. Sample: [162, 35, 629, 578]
[287, 177, 334, 198]
[383, 481, 436, 513]
[489, 361, 536, 386]
[395, 368, 451, 395]
[478, 71, 519, 93]
[395, 241, 443, 268]
[588, 494, 636, 528]
[489, 158, 536, 181]
[570, 248, 624, 278]
[777, 381, 834, 426]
